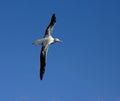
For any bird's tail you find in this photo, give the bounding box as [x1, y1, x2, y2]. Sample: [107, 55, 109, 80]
[32, 39, 43, 45]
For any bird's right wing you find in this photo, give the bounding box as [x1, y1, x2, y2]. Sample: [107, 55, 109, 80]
[40, 45, 49, 80]
[44, 14, 56, 37]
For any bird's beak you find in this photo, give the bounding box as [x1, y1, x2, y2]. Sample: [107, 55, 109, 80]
[59, 40, 62, 42]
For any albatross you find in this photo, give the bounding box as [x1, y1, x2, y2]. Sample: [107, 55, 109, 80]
[33, 14, 62, 80]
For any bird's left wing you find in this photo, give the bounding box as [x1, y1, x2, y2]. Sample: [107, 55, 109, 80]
[40, 45, 49, 80]
[44, 14, 56, 37]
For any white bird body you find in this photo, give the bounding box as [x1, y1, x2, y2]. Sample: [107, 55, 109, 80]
[33, 36, 54, 46]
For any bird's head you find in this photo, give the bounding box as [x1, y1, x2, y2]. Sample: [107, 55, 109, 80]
[54, 38, 62, 43]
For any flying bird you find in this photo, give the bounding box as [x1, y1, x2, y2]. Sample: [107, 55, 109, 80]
[33, 14, 62, 80]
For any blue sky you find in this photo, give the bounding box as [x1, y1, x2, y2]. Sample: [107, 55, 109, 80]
[0, 0, 120, 101]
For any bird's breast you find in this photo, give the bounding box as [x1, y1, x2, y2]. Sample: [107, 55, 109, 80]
[43, 36, 54, 46]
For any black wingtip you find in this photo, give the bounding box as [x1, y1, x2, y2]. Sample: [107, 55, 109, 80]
[40, 74, 43, 80]
[52, 13, 56, 20]
[40, 69, 45, 80]
[40, 77, 43, 80]
[52, 13, 56, 21]
[52, 13, 55, 16]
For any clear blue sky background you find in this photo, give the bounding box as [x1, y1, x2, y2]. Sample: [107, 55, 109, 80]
[0, 0, 120, 101]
